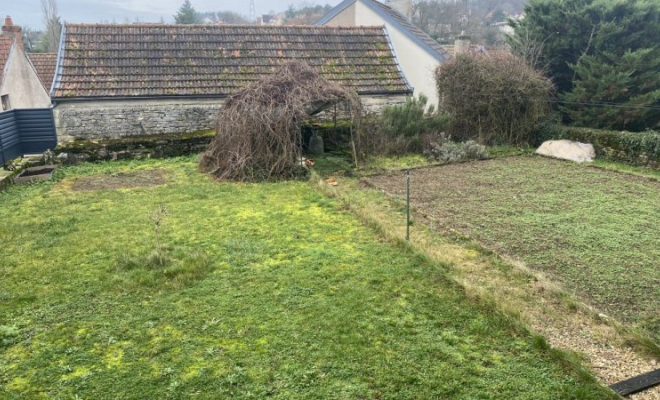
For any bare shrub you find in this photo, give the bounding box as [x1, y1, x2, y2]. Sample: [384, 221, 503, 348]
[435, 54, 553, 145]
[200, 62, 360, 181]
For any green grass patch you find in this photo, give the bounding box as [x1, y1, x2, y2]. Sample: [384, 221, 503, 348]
[592, 159, 660, 180]
[365, 154, 430, 171]
[0, 157, 613, 399]
[487, 145, 535, 159]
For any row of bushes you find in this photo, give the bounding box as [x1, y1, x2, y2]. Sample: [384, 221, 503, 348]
[539, 125, 660, 167]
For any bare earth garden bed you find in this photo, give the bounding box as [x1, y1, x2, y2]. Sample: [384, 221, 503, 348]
[70, 169, 169, 191]
[365, 156, 660, 342]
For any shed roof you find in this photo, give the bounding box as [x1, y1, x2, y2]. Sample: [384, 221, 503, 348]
[315, 0, 448, 63]
[52, 23, 412, 100]
[28, 53, 57, 90]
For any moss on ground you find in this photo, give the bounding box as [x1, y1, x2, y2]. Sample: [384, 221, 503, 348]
[56, 130, 216, 154]
[0, 157, 614, 399]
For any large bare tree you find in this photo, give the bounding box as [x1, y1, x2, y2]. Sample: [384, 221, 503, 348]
[41, 0, 62, 53]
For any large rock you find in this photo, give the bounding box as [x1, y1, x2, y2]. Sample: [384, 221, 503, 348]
[536, 140, 595, 163]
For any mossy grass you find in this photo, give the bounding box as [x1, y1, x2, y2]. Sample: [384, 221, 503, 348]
[0, 156, 615, 398]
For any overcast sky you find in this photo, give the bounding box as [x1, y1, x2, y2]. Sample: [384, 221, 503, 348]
[5, 0, 343, 30]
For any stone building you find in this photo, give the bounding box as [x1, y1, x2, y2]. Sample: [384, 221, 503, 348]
[0, 16, 51, 111]
[316, 0, 449, 108]
[51, 24, 412, 142]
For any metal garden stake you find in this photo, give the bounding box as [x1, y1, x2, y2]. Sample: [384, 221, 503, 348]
[406, 170, 410, 241]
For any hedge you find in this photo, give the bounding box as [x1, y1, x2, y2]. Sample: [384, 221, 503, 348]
[539, 125, 660, 168]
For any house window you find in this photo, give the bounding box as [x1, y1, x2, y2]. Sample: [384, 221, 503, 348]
[1, 95, 10, 111]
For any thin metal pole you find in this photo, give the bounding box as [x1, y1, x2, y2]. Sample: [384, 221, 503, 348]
[406, 170, 410, 241]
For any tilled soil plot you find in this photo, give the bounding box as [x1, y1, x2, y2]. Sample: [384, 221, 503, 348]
[365, 156, 660, 398]
[365, 156, 660, 339]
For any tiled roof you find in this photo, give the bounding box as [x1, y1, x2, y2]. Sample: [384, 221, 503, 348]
[315, 0, 448, 62]
[28, 53, 57, 90]
[0, 34, 14, 86]
[52, 24, 412, 99]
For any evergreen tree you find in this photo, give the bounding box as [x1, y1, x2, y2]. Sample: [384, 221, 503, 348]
[564, 48, 660, 131]
[511, 0, 660, 131]
[175, 0, 199, 24]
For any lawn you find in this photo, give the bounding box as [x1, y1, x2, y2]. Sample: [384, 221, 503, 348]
[367, 156, 660, 341]
[0, 157, 613, 399]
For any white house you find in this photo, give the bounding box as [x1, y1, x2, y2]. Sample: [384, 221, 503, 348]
[316, 0, 448, 108]
[0, 16, 51, 111]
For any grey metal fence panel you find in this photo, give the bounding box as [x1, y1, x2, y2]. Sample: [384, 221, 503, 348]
[0, 108, 57, 164]
[0, 110, 20, 165]
[14, 109, 57, 154]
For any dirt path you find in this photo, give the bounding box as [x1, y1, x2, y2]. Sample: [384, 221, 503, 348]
[319, 164, 660, 399]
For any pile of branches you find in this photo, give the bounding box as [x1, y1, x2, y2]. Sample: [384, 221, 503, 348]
[435, 53, 553, 145]
[200, 62, 361, 181]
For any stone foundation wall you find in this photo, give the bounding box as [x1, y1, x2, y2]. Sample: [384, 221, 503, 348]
[54, 99, 224, 142]
[54, 131, 216, 164]
[53, 95, 407, 142]
[314, 94, 408, 121]
[361, 94, 408, 114]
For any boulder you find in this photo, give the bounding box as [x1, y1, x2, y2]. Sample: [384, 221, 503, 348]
[536, 140, 595, 163]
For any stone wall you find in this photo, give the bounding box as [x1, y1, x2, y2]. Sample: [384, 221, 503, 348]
[54, 131, 216, 164]
[53, 95, 407, 142]
[361, 95, 408, 114]
[54, 99, 224, 142]
[315, 94, 408, 121]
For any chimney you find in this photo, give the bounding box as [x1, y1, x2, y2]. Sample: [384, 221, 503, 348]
[454, 31, 471, 56]
[2, 16, 24, 51]
[388, 0, 413, 20]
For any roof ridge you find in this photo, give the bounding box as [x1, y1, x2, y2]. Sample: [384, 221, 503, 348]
[64, 22, 386, 31]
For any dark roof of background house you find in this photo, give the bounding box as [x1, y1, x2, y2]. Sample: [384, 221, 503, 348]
[52, 24, 412, 99]
[315, 0, 448, 62]
[0, 34, 13, 85]
[28, 53, 57, 90]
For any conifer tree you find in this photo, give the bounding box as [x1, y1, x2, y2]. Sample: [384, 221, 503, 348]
[175, 0, 199, 24]
[564, 48, 660, 130]
[511, 0, 660, 131]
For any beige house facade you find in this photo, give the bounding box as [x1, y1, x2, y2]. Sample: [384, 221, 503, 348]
[316, 0, 448, 108]
[0, 17, 51, 111]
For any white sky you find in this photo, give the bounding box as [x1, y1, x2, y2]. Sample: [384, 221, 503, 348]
[3, 0, 344, 30]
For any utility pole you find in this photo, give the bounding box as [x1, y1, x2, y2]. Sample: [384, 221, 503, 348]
[249, 0, 256, 24]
